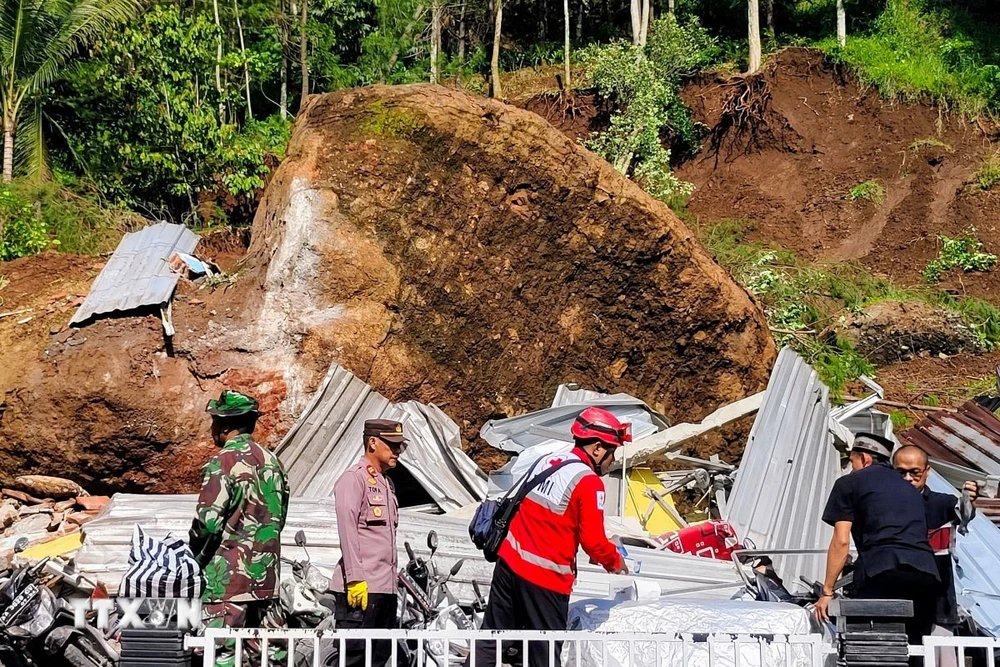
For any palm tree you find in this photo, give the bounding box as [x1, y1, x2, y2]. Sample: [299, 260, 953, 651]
[1, 0, 143, 183]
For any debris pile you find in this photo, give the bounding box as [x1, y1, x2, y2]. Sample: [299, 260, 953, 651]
[0, 476, 108, 568]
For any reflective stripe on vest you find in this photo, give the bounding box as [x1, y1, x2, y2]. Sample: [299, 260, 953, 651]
[504, 533, 574, 575]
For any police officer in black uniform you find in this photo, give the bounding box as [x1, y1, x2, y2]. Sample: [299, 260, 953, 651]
[815, 433, 941, 647]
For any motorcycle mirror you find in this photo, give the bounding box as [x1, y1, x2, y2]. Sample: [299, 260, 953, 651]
[450, 559, 464, 576]
[427, 531, 438, 553]
[295, 530, 307, 547]
[13, 537, 29, 553]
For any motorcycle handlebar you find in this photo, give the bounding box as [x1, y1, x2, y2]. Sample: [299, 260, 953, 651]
[405, 542, 416, 562]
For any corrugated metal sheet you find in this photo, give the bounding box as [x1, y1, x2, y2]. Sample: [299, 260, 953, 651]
[72, 494, 745, 602]
[724, 347, 838, 592]
[275, 363, 487, 513]
[900, 401, 1000, 475]
[977, 498, 1000, 529]
[479, 396, 671, 454]
[926, 471, 1000, 636]
[71, 222, 199, 326]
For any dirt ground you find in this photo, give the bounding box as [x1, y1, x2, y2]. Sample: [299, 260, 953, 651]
[675, 48, 1000, 301]
[0, 248, 294, 494]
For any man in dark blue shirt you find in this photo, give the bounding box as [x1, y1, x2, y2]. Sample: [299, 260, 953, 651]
[892, 445, 978, 631]
[816, 433, 940, 646]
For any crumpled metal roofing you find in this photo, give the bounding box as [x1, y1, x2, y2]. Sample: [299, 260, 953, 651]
[479, 394, 671, 454]
[72, 494, 745, 602]
[926, 470, 1000, 637]
[899, 400, 1000, 475]
[275, 363, 487, 513]
[724, 347, 838, 592]
[71, 222, 199, 326]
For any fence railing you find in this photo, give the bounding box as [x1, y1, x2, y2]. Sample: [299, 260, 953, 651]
[186, 628, 831, 667]
[923, 635, 1000, 667]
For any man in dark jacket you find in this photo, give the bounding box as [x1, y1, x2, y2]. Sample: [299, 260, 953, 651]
[892, 445, 978, 632]
[815, 433, 940, 647]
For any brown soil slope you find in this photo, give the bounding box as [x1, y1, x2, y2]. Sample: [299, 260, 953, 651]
[676, 48, 1000, 300]
[0, 85, 775, 491]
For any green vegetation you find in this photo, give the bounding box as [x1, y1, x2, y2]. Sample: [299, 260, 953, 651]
[362, 102, 424, 139]
[202, 272, 240, 291]
[909, 137, 952, 152]
[0, 187, 50, 261]
[849, 180, 886, 205]
[582, 15, 718, 206]
[697, 218, 1000, 392]
[923, 232, 998, 283]
[820, 0, 1000, 117]
[975, 151, 1000, 191]
[889, 411, 915, 431]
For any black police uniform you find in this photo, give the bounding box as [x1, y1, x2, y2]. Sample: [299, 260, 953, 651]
[923, 489, 962, 628]
[822, 462, 941, 645]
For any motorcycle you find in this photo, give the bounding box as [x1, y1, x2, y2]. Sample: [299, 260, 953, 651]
[396, 531, 486, 667]
[0, 553, 117, 667]
[279, 530, 338, 667]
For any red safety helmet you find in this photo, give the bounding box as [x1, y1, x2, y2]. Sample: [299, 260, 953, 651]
[571, 406, 632, 448]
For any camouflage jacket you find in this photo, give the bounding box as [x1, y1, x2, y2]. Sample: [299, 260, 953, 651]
[190, 433, 290, 603]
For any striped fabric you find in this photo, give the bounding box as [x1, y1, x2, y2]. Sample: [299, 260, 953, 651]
[120, 525, 205, 599]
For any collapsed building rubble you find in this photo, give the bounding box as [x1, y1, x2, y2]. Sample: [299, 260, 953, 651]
[276, 362, 487, 513]
[6, 345, 1000, 653]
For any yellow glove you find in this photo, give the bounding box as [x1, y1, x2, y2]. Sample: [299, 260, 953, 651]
[347, 581, 369, 611]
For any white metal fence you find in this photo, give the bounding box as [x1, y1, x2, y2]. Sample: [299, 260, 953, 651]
[923, 635, 1000, 667]
[186, 628, 830, 667]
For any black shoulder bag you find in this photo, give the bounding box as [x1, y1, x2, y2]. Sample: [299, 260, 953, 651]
[469, 458, 577, 562]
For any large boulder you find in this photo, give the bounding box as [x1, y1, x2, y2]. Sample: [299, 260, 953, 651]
[243, 85, 776, 461]
[0, 85, 776, 490]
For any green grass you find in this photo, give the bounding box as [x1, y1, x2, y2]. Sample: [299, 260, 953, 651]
[849, 180, 886, 205]
[909, 137, 953, 152]
[4, 179, 143, 256]
[890, 410, 916, 431]
[923, 232, 998, 283]
[976, 151, 1000, 191]
[818, 0, 1000, 118]
[697, 217, 1000, 392]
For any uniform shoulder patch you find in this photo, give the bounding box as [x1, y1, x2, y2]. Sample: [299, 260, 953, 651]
[596, 491, 606, 511]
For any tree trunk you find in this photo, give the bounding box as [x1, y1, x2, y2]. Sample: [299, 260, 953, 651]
[299, 0, 309, 110]
[562, 0, 571, 88]
[491, 0, 503, 98]
[384, 3, 426, 81]
[630, 0, 640, 44]
[540, 0, 547, 42]
[234, 0, 252, 119]
[764, 0, 773, 35]
[458, 3, 466, 62]
[748, 0, 761, 74]
[279, 0, 288, 119]
[836, 0, 846, 47]
[430, 0, 441, 83]
[213, 0, 224, 123]
[575, 0, 583, 41]
[668, 0, 674, 14]
[2, 117, 12, 184]
[638, 0, 650, 46]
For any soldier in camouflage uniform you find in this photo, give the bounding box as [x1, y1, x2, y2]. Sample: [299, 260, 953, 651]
[189, 390, 290, 667]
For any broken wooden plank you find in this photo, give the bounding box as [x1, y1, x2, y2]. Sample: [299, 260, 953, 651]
[621, 391, 765, 464]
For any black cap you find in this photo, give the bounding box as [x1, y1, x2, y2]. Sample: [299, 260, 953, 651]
[364, 419, 407, 443]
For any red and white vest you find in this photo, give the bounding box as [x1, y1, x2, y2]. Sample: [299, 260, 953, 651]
[498, 448, 622, 595]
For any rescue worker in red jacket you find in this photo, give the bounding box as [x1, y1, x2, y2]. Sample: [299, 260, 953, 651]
[468, 406, 630, 667]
